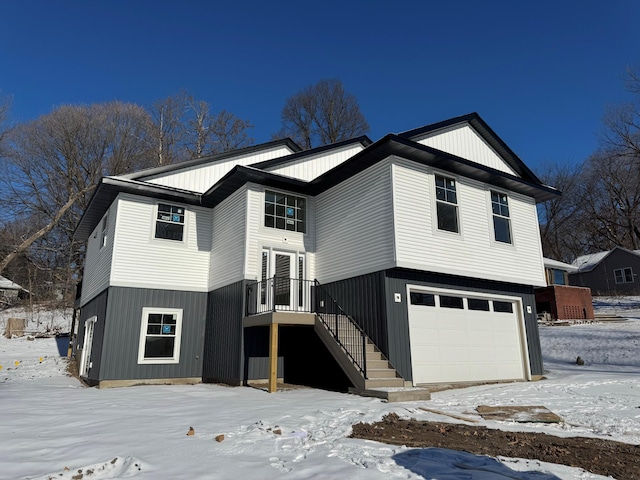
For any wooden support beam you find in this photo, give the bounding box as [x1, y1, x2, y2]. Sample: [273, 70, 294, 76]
[268, 323, 279, 393]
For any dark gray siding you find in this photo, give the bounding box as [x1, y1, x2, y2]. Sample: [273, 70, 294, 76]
[77, 289, 108, 383]
[570, 249, 640, 295]
[100, 287, 207, 381]
[243, 326, 283, 381]
[319, 271, 388, 355]
[384, 268, 543, 379]
[202, 280, 245, 385]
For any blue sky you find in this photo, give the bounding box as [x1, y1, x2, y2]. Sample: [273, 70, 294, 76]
[1, 1, 638, 172]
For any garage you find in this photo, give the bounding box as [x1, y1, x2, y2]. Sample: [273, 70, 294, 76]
[407, 287, 528, 385]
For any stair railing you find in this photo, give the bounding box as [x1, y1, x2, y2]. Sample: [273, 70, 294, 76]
[313, 280, 367, 378]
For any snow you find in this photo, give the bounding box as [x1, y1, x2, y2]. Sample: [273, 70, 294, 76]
[1, 299, 639, 480]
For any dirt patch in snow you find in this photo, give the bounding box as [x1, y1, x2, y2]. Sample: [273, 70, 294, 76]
[350, 413, 640, 479]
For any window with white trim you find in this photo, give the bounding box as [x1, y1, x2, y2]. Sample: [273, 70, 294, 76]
[99, 213, 108, 249]
[264, 190, 306, 233]
[155, 203, 185, 241]
[138, 308, 182, 364]
[435, 175, 459, 233]
[491, 191, 512, 244]
[614, 267, 634, 284]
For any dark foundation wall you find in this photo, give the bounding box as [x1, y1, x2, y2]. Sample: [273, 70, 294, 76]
[203, 280, 245, 385]
[243, 326, 283, 382]
[77, 289, 109, 383]
[100, 287, 207, 381]
[384, 268, 544, 380]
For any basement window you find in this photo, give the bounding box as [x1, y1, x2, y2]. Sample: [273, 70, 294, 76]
[614, 267, 634, 284]
[155, 204, 185, 241]
[435, 175, 459, 233]
[264, 190, 306, 233]
[137, 308, 182, 364]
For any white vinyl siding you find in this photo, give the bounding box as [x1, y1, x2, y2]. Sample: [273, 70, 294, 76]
[315, 159, 395, 283]
[110, 194, 211, 292]
[141, 146, 295, 193]
[209, 187, 248, 290]
[412, 123, 518, 176]
[80, 205, 115, 305]
[245, 184, 314, 281]
[264, 144, 365, 181]
[392, 159, 546, 287]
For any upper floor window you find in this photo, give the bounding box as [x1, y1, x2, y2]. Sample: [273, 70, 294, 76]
[435, 175, 459, 233]
[100, 213, 108, 249]
[614, 267, 634, 284]
[491, 191, 512, 244]
[265, 190, 306, 233]
[155, 203, 185, 241]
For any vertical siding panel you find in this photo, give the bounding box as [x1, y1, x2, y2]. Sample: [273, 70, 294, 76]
[143, 146, 294, 193]
[77, 289, 109, 382]
[101, 287, 207, 381]
[316, 159, 395, 283]
[202, 280, 245, 384]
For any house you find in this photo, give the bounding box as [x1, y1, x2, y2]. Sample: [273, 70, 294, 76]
[0, 275, 29, 305]
[72, 112, 559, 392]
[535, 258, 594, 322]
[570, 246, 640, 296]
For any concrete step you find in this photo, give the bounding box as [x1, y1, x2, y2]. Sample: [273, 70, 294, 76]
[366, 359, 391, 369]
[364, 377, 405, 388]
[367, 368, 399, 379]
[349, 387, 432, 403]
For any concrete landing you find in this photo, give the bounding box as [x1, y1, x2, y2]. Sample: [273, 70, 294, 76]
[349, 386, 432, 402]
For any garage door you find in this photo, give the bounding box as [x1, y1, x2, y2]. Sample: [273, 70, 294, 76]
[407, 289, 527, 385]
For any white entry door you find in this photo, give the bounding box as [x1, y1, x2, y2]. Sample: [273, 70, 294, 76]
[261, 250, 306, 311]
[79, 317, 96, 377]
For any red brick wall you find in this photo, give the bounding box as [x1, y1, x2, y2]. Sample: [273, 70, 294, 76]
[535, 286, 594, 320]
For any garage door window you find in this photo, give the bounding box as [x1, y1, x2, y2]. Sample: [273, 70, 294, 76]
[493, 301, 514, 313]
[410, 292, 436, 306]
[468, 298, 490, 311]
[439, 295, 464, 309]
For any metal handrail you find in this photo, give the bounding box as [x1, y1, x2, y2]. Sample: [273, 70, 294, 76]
[245, 277, 315, 316]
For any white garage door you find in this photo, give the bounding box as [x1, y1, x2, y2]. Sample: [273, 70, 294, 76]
[407, 288, 527, 385]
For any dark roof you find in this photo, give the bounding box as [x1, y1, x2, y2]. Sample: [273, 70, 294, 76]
[75, 117, 560, 241]
[398, 112, 542, 185]
[122, 138, 302, 181]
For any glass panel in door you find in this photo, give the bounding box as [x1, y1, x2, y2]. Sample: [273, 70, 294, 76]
[274, 253, 293, 309]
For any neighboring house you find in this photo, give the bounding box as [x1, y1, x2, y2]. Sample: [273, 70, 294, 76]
[570, 246, 640, 295]
[0, 275, 28, 305]
[73, 112, 559, 391]
[535, 258, 594, 322]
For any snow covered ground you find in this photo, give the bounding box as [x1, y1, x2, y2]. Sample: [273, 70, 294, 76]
[0, 298, 638, 480]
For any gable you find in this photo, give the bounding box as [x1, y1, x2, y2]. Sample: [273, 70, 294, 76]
[140, 144, 297, 193]
[409, 123, 518, 176]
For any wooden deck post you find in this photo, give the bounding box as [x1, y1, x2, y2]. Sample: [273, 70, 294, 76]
[268, 323, 279, 393]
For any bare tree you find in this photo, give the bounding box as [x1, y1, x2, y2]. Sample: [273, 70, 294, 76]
[0, 92, 11, 157]
[149, 91, 189, 165]
[0, 101, 155, 276]
[275, 79, 369, 149]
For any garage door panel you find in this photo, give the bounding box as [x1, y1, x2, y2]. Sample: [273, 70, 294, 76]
[408, 290, 526, 385]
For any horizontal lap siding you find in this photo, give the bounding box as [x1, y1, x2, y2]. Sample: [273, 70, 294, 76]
[265, 144, 365, 181]
[245, 185, 315, 281]
[203, 280, 245, 384]
[384, 269, 543, 380]
[315, 159, 395, 284]
[210, 188, 247, 290]
[111, 194, 211, 292]
[80, 205, 115, 305]
[100, 287, 207, 381]
[415, 123, 517, 175]
[143, 146, 294, 193]
[392, 160, 546, 287]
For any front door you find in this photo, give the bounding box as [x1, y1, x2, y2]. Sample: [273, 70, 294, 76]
[261, 250, 306, 311]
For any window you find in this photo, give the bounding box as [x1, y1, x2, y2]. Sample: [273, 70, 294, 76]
[410, 292, 436, 306]
[440, 295, 464, 309]
[155, 204, 185, 241]
[614, 267, 634, 284]
[138, 308, 182, 364]
[100, 213, 108, 249]
[265, 190, 306, 233]
[493, 301, 514, 313]
[491, 191, 512, 244]
[552, 269, 566, 285]
[468, 298, 490, 311]
[435, 175, 459, 233]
